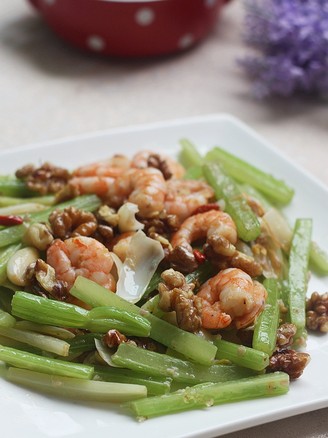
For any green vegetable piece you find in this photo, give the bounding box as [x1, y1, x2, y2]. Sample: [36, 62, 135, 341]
[70, 276, 218, 366]
[179, 139, 204, 169]
[0, 345, 93, 379]
[11, 291, 151, 337]
[183, 165, 204, 180]
[0, 308, 16, 328]
[310, 241, 328, 275]
[0, 195, 54, 207]
[7, 367, 146, 402]
[111, 342, 254, 384]
[94, 365, 171, 396]
[0, 244, 21, 285]
[288, 219, 312, 332]
[0, 326, 70, 356]
[252, 278, 280, 356]
[0, 176, 33, 197]
[214, 339, 269, 371]
[127, 372, 289, 418]
[205, 147, 294, 205]
[203, 162, 261, 241]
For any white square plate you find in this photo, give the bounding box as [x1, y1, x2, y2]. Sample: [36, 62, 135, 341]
[0, 114, 327, 438]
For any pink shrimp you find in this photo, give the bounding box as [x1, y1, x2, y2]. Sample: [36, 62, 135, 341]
[131, 150, 186, 179]
[73, 155, 131, 178]
[196, 268, 267, 330]
[165, 180, 215, 222]
[47, 236, 116, 291]
[171, 209, 237, 257]
[70, 168, 166, 218]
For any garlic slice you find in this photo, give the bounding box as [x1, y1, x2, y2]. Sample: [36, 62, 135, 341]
[117, 202, 144, 233]
[116, 230, 164, 303]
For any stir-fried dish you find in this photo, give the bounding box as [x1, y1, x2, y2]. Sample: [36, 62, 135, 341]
[0, 140, 327, 419]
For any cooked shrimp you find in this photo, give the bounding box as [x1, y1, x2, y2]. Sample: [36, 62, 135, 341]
[171, 209, 237, 257]
[70, 168, 166, 218]
[47, 236, 116, 291]
[73, 155, 131, 178]
[196, 268, 267, 329]
[131, 150, 185, 179]
[165, 180, 215, 222]
[70, 176, 115, 198]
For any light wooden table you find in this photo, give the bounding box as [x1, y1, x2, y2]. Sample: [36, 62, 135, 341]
[0, 1, 327, 437]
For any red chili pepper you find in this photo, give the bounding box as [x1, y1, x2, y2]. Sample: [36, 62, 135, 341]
[193, 249, 206, 264]
[0, 215, 24, 226]
[191, 203, 220, 216]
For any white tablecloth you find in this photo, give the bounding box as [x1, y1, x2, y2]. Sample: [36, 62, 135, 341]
[0, 1, 327, 437]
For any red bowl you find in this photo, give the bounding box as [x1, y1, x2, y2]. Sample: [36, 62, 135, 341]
[28, 0, 231, 57]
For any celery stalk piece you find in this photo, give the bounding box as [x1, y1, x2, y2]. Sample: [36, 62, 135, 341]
[214, 339, 269, 371]
[14, 321, 75, 340]
[252, 279, 280, 356]
[310, 241, 328, 275]
[0, 177, 33, 197]
[0, 194, 101, 248]
[288, 219, 312, 332]
[0, 326, 70, 356]
[94, 365, 171, 396]
[0, 244, 21, 285]
[0, 195, 55, 207]
[0, 309, 16, 328]
[179, 139, 204, 169]
[0, 335, 41, 354]
[205, 147, 294, 205]
[0, 203, 48, 216]
[111, 343, 253, 384]
[68, 333, 102, 354]
[127, 372, 289, 418]
[0, 345, 93, 379]
[183, 165, 204, 180]
[203, 162, 261, 242]
[70, 276, 218, 366]
[7, 367, 146, 402]
[11, 292, 151, 337]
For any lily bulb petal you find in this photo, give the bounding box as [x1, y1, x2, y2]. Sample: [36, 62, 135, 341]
[117, 202, 144, 233]
[116, 230, 164, 303]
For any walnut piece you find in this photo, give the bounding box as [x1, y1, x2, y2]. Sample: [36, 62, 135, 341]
[168, 245, 198, 274]
[276, 323, 297, 349]
[268, 349, 310, 380]
[158, 268, 201, 332]
[49, 207, 98, 239]
[230, 251, 263, 277]
[103, 329, 128, 348]
[25, 259, 68, 300]
[147, 153, 172, 180]
[306, 292, 328, 333]
[16, 162, 71, 195]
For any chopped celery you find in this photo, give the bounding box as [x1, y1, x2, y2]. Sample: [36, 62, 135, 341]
[7, 367, 146, 402]
[127, 372, 289, 418]
[205, 147, 294, 205]
[203, 162, 261, 241]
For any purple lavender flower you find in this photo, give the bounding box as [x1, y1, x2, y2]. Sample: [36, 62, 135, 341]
[239, 0, 328, 98]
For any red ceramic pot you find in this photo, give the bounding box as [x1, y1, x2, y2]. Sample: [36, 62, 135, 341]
[28, 0, 232, 57]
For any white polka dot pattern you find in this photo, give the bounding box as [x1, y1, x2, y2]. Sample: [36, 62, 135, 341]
[87, 35, 106, 52]
[43, 0, 56, 5]
[178, 34, 194, 50]
[204, 0, 216, 7]
[135, 8, 155, 26]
